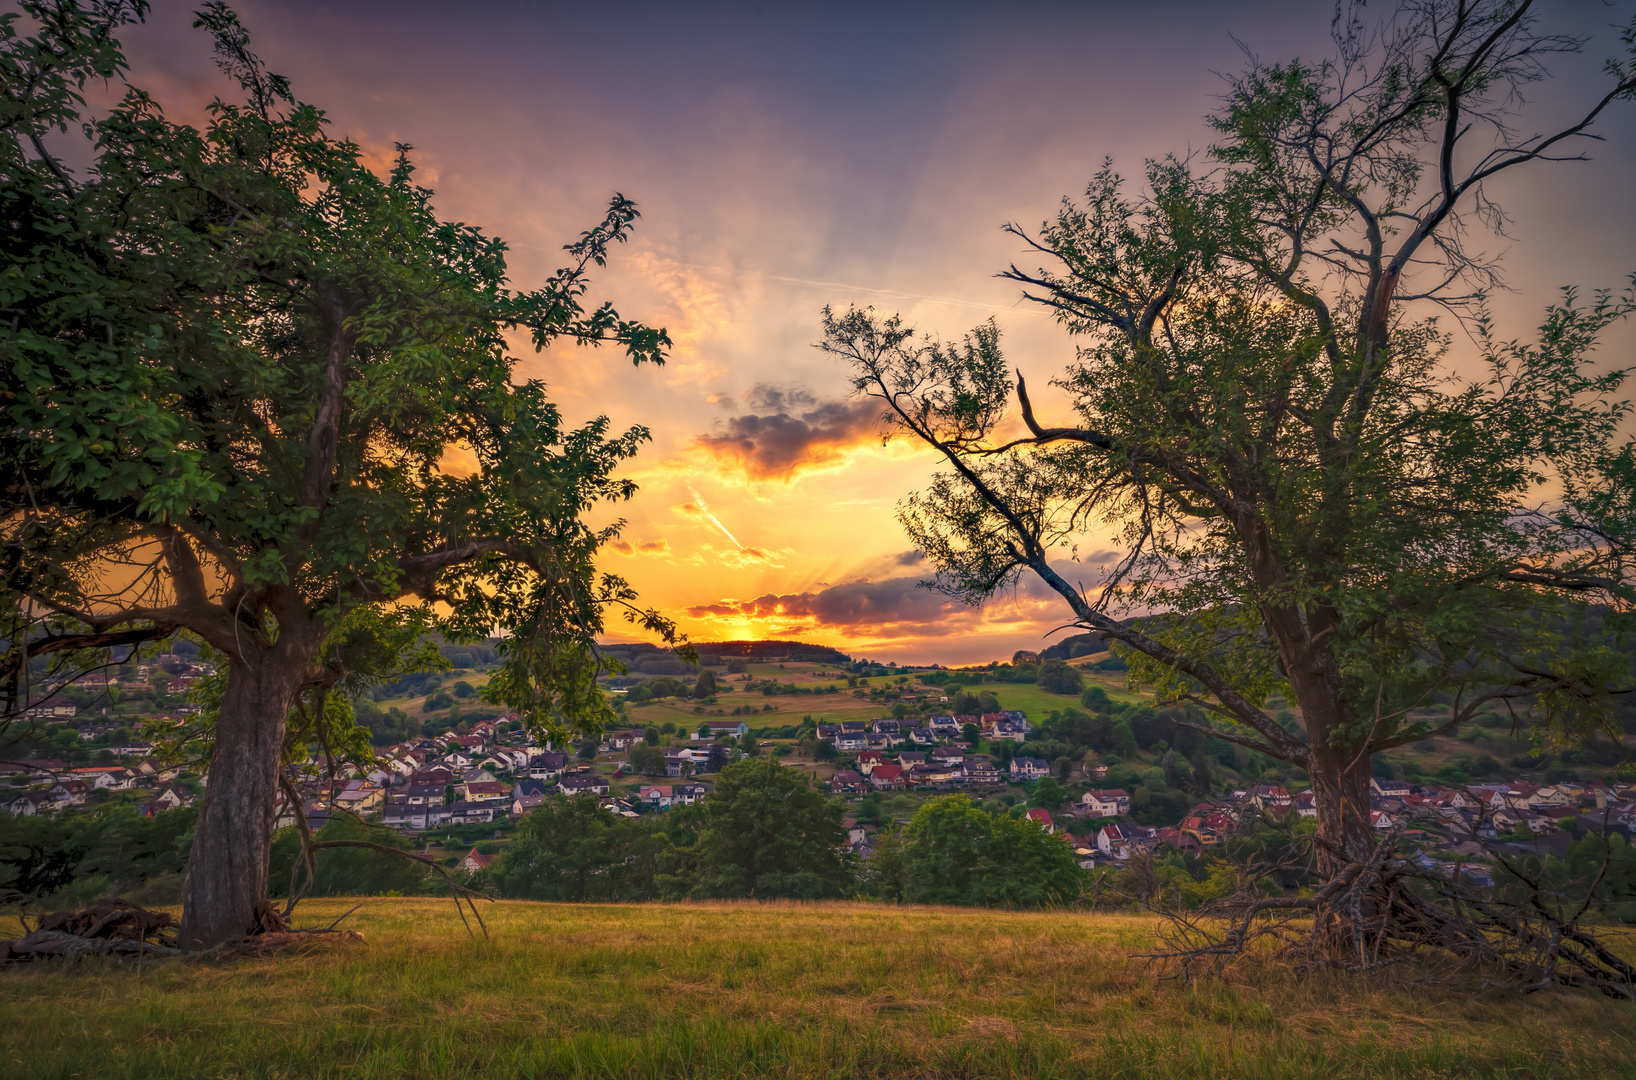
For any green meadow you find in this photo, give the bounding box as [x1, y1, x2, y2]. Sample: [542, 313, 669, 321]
[4, 899, 1634, 1079]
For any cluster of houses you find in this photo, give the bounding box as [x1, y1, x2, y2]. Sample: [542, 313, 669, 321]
[268, 718, 725, 832]
[829, 745, 1033, 793]
[818, 712, 1030, 752]
[1362, 776, 1636, 849]
[823, 720, 1636, 871]
[5, 697, 745, 832]
[1, 757, 189, 818]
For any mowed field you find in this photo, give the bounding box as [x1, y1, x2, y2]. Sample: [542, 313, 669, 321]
[619, 659, 1139, 732]
[4, 900, 1635, 1079]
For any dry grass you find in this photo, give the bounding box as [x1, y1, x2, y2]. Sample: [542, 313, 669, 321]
[3, 899, 1634, 1079]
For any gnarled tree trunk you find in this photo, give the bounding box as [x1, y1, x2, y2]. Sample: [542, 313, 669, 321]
[178, 648, 307, 949]
[1307, 743, 1376, 875]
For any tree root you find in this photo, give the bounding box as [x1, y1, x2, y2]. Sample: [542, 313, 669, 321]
[3, 899, 181, 964]
[1133, 824, 1636, 998]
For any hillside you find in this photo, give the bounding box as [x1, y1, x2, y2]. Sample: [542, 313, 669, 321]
[5, 899, 1635, 1079]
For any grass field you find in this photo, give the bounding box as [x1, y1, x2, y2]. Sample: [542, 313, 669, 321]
[619, 660, 1134, 733]
[4, 899, 1635, 1079]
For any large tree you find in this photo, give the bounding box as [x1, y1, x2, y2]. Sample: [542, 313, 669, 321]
[889, 795, 1082, 908]
[688, 757, 851, 899]
[825, 1, 1635, 892]
[2, 2, 678, 946]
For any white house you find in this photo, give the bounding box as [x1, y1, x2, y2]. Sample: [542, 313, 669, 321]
[1080, 789, 1131, 817]
[1010, 757, 1050, 782]
[1096, 823, 1129, 858]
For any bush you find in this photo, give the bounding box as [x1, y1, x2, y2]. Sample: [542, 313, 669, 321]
[1035, 660, 1083, 696]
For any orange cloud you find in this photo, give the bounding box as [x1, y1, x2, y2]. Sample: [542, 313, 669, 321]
[606, 538, 672, 557]
[694, 386, 881, 481]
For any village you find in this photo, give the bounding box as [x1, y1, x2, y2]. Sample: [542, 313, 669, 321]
[8, 645, 1634, 891]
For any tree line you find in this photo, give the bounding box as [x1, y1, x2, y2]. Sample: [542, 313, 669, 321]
[485, 759, 1083, 906]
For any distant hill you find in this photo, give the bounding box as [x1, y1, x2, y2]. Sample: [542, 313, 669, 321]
[695, 640, 851, 665]
[599, 639, 850, 675]
[1038, 632, 1111, 662]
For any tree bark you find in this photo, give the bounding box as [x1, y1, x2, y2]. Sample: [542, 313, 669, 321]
[1306, 742, 1376, 878]
[178, 650, 305, 949]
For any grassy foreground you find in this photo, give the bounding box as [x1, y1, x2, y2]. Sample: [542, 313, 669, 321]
[3, 900, 1634, 1079]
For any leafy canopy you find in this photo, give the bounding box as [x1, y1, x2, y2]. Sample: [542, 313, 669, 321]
[1, 0, 683, 743]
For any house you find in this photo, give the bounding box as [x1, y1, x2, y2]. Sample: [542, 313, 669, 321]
[510, 779, 552, 818]
[1526, 785, 1574, 809]
[663, 747, 697, 778]
[872, 718, 901, 737]
[829, 769, 866, 796]
[603, 730, 642, 752]
[384, 796, 450, 830]
[1294, 790, 1318, 817]
[1370, 777, 1411, 799]
[512, 778, 550, 801]
[447, 800, 498, 825]
[908, 761, 963, 788]
[23, 700, 77, 721]
[674, 783, 708, 805]
[4, 791, 49, 816]
[868, 763, 908, 790]
[334, 779, 384, 811]
[16, 759, 68, 782]
[558, 775, 610, 797]
[929, 745, 965, 765]
[907, 724, 938, 746]
[640, 784, 676, 809]
[966, 760, 1003, 785]
[834, 730, 868, 752]
[459, 848, 493, 874]
[1010, 757, 1050, 782]
[460, 780, 510, 803]
[528, 751, 569, 780]
[479, 749, 529, 773]
[115, 740, 154, 757]
[855, 750, 887, 775]
[1096, 823, 1129, 858]
[816, 724, 841, 743]
[992, 719, 1029, 742]
[396, 748, 430, 769]
[1080, 789, 1131, 818]
[844, 817, 868, 847]
[928, 715, 960, 737]
[701, 720, 750, 739]
[1026, 808, 1056, 834]
[72, 767, 135, 791]
[404, 783, 446, 808]
[1250, 785, 1292, 812]
[47, 779, 88, 807]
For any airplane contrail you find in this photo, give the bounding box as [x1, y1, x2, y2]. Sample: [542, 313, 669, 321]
[689, 486, 743, 550]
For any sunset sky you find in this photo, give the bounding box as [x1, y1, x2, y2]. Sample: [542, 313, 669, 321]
[118, 1, 1636, 664]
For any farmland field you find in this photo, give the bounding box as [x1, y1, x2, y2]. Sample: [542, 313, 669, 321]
[4, 899, 1635, 1079]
